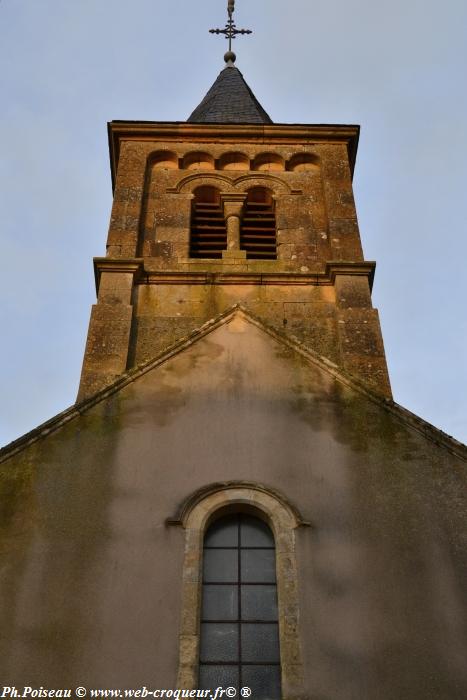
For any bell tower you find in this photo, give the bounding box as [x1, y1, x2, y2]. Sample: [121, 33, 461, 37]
[78, 3, 391, 402]
[2, 5, 467, 698]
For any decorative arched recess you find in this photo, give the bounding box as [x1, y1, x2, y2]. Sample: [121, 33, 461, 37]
[150, 150, 179, 169]
[183, 152, 215, 170]
[287, 153, 320, 172]
[252, 153, 286, 172]
[219, 151, 250, 171]
[171, 482, 307, 699]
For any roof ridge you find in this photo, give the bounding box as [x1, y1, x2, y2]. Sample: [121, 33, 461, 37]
[1, 305, 466, 463]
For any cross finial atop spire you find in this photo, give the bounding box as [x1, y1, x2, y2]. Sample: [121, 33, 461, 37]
[209, 0, 252, 65]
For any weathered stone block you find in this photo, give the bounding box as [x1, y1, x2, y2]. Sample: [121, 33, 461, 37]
[98, 272, 134, 305]
[153, 197, 192, 228]
[335, 274, 372, 309]
[145, 241, 173, 259]
[108, 215, 140, 235]
[341, 354, 392, 396]
[338, 309, 386, 356]
[152, 226, 190, 245]
[78, 303, 133, 399]
[277, 228, 314, 245]
[328, 218, 364, 261]
[113, 186, 143, 204]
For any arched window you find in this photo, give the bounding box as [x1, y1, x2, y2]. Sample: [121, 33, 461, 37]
[199, 513, 281, 699]
[240, 188, 277, 260]
[175, 484, 305, 696]
[190, 186, 227, 259]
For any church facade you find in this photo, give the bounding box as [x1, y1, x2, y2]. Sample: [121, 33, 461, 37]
[1, 27, 467, 700]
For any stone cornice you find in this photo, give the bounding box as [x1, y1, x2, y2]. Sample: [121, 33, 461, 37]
[327, 261, 376, 289]
[108, 121, 360, 190]
[94, 260, 375, 291]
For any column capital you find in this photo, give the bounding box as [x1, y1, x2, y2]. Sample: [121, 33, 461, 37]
[220, 193, 247, 219]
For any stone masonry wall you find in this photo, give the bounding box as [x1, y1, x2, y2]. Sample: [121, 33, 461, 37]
[78, 132, 390, 400]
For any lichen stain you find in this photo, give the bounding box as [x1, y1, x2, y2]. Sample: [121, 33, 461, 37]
[0, 399, 124, 682]
[121, 337, 227, 429]
[288, 369, 415, 458]
[162, 338, 225, 378]
[0, 456, 35, 538]
[124, 381, 187, 429]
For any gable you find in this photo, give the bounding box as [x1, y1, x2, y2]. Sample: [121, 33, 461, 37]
[1, 310, 466, 687]
[1, 308, 466, 466]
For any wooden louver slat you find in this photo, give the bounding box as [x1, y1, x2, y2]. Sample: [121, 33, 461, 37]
[190, 191, 227, 259]
[240, 189, 277, 260]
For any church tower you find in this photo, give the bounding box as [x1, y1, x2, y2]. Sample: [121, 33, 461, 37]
[1, 4, 466, 700]
[77, 5, 390, 403]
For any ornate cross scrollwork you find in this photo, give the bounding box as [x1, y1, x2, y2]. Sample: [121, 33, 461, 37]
[209, 0, 252, 61]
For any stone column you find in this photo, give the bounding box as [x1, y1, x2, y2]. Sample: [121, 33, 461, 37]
[221, 194, 247, 260]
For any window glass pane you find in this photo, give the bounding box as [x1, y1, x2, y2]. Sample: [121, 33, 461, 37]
[200, 623, 239, 662]
[199, 666, 239, 692]
[240, 516, 274, 547]
[241, 623, 280, 663]
[241, 585, 278, 621]
[205, 516, 239, 548]
[242, 665, 281, 699]
[202, 585, 238, 621]
[203, 550, 238, 583]
[241, 550, 276, 583]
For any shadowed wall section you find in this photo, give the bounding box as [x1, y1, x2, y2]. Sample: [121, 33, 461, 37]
[1, 311, 466, 697]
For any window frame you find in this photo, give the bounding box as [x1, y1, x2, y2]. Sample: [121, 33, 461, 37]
[199, 514, 281, 696]
[173, 484, 306, 699]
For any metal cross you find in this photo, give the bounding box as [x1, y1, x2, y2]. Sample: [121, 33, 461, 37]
[209, 0, 252, 55]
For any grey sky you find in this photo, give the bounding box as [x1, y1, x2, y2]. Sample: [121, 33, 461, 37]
[0, 0, 466, 446]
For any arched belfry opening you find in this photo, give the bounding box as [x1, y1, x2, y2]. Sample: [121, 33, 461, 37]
[199, 513, 281, 698]
[240, 188, 277, 259]
[190, 186, 227, 258]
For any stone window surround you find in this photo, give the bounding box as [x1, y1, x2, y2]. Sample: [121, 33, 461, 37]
[169, 482, 308, 699]
[189, 185, 278, 259]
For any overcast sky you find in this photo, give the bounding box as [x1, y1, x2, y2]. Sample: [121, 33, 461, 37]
[0, 0, 466, 447]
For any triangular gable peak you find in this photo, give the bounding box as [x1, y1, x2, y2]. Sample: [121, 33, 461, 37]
[1, 306, 466, 463]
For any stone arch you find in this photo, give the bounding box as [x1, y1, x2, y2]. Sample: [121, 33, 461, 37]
[175, 173, 237, 195]
[218, 151, 250, 171]
[252, 152, 286, 172]
[174, 481, 306, 697]
[287, 153, 320, 172]
[149, 150, 179, 169]
[233, 173, 293, 195]
[182, 151, 215, 170]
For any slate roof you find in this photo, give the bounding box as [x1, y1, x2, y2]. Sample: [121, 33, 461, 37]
[188, 65, 272, 124]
